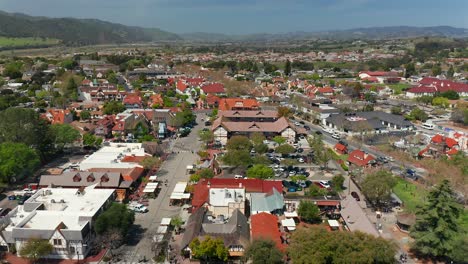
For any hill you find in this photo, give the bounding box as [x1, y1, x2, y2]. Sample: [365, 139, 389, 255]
[0, 11, 180, 45]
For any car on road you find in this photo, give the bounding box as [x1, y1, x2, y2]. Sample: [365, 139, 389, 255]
[351, 191, 360, 201]
[314, 130, 322, 135]
[304, 125, 311, 131]
[331, 132, 341, 139]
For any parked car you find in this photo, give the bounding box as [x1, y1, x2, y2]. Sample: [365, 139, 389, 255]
[315, 130, 322, 135]
[298, 158, 305, 163]
[351, 191, 360, 201]
[128, 202, 148, 213]
[304, 126, 310, 131]
[319, 180, 331, 189]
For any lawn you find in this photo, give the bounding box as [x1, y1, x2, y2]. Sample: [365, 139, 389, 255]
[387, 83, 411, 95]
[0, 37, 60, 48]
[393, 177, 428, 213]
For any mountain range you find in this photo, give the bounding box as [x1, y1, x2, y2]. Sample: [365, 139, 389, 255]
[0, 10, 467, 45]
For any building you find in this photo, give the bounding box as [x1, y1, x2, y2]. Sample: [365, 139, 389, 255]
[250, 189, 284, 215]
[123, 94, 143, 109]
[200, 83, 226, 96]
[325, 112, 414, 134]
[212, 110, 297, 145]
[250, 213, 284, 251]
[207, 187, 246, 217]
[347, 149, 376, 167]
[218, 98, 260, 111]
[79, 143, 149, 171]
[358, 71, 400, 84]
[406, 77, 468, 98]
[0, 185, 115, 260]
[41, 109, 74, 125]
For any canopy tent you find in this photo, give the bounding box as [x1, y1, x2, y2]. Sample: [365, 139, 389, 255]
[149, 175, 158, 182]
[281, 218, 296, 231]
[328, 219, 340, 230]
[157, 225, 168, 234]
[161, 218, 172, 226]
[170, 193, 191, 200]
[143, 182, 159, 193]
[173, 182, 188, 193]
[284, 211, 298, 218]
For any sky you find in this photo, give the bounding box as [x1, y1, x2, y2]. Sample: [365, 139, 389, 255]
[0, 0, 467, 34]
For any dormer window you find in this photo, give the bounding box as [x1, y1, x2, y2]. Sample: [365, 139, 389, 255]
[101, 174, 109, 183]
[73, 175, 81, 182]
[87, 174, 95, 182]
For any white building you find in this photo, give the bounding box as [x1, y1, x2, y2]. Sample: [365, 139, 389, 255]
[208, 188, 246, 218]
[79, 143, 149, 171]
[0, 185, 115, 260]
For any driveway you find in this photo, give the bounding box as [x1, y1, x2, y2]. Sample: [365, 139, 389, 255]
[116, 115, 204, 263]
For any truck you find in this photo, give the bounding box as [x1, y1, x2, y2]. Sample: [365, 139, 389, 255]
[128, 202, 148, 213]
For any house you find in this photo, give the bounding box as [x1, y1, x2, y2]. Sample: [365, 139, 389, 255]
[347, 149, 376, 167]
[79, 85, 126, 102]
[211, 110, 297, 145]
[406, 77, 468, 98]
[334, 143, 348, 154]
[94, 116, 115, 138]
[419, 134, 460, 158]
[123, 94, 143, 109]
[250, 213, 284, 251]
[1, 185, 115, 260]
[250, 188, 284, 215]
[41, 109, 74, 124]
[206, 187, 246, 217]
[181, 207, 250, 257]
[358, 71, 400, 84]
[148, 94, 164, 108]
[200, 83, 226, 96]
[192, 178, 283, 211]
[218, 98, 260, 111]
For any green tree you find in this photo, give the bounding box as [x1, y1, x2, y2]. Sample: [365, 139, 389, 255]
[305, 184, 328, 197]
[277, 106, 291, 118]
[19, 238, 53, 263]
[49, 124, 80, 150]
[80, 110, 91, 120]
[226, 135, 252, 151]
[391, 106, 403, 115]
[244, 239, 284, 264]
[432, 97, 449, 108]
[198, 168, 215, 179]
[247, 164, 274, 179]
[103, 101, 126, 115]
[3, 61, 23, 79]
[297, 200, 321, 223]
[0, 142, 40, 183]
[272, 136, 286, 145]
[95, 203, 135, 237]
[410, 180, 463, 261]
[331, 174, 345, 192]
[275, 144, 295, 155]
[170, 216, 184, 233]
[189, 236, 229, 262]
[406, 107, 429, 122]
[253, 143, 269, 155]
[222, 150, 252, 167]
[440, 90, 460, 100]
[250, 132, 266, 146]
[447, 65, 455, 78]
[82, 133, 102, 148]
[432, 64, 442, 76]
[288, 226, 396, 264]
[139, 156, 161, 170]
[308, 135, 331, 168]
[361, 170, 396, 208]
[405, 62, 416, 78]
[284, 59, 292, 76]
[198, 129, 214, 148]
[64, 77, 78, 100]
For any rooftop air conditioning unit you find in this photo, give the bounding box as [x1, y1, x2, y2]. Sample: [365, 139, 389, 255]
[51, 199, 56, 203]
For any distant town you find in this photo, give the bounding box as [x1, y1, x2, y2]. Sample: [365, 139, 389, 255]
[0, 35, 466, 264]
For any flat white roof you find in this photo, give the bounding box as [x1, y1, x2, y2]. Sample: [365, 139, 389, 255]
[173, 182, 188, 194]
[80, 143, 147, 170]
[284, 211, 298, 218]
[8, 186, 114, 231]
[328, 219, 340, 227]
[281, 218, 296, 229]
[209, 188, 245, 207]
[149, 175, 158, 181]
[161, 218, 171, 226]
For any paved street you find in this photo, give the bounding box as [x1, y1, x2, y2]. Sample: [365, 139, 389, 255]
[116, 114, 204, 263]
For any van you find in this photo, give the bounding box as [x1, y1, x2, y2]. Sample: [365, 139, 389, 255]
[234, 175, 245, 179]
[421, 123, 435, 130]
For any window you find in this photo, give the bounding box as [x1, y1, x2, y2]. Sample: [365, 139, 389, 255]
[53, 239, 62, 246]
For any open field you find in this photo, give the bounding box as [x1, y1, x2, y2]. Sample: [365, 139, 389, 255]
[387, 83, 411, 94]
[0, 37, 60, 48]
[393, 177, 428, 212]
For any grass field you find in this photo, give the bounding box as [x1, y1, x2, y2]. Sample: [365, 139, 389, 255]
[393, 177, 428, 212]
[0, 37, 60, 48]
[387, 83, 411, 95]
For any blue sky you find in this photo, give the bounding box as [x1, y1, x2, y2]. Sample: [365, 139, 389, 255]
[0, 0, 466, 34]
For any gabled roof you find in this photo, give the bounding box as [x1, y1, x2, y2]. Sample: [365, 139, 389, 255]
[218, 98, 259, 111]
[250, 213, 284, 251]
[347, 149, 375, 167]
[123, 94, 142, 105]
[213, 117, 291, 133]
[334, 143, 347, 152]
[201, 83, 225, 94]
[431, 134, 458, 148]
[192, 179, 283, 209]
[250, 188, 284, 213]
[39, 172, 121, 188]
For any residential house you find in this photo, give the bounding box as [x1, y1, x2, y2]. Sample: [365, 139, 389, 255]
[94, 116, 115, 138]
[347, 149, 376, 167]
[200, 83, 226, 96]
[418, 134, 460, 158]
[1, 185, 115, 260]
[123, 94, 143, 109]
[148, 94, 164, 108]
[41, 109, 74, 124]
[406, 77, 468, 98]
[218, 98, 260, 111]
[358, 71, 400, 84]
[334, 143, 348, 154]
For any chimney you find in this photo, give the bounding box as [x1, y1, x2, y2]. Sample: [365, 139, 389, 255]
[239, 182, 242, 188]
[207, 181, 211, 188]
[364, 152, 368, 159]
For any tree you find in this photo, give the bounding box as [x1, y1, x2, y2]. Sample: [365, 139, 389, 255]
[284, 59, 291, 76]
[170, 216, 184, 233]
[432, 64, 442, 76]
[277, 106, 291, 118]
[308, 135, 331, 168]
[297, 200, 321, 223]
[64, 77, 78, 100]
[103, 101, 125, 115]
[49, 124, 80, 150]
[447, 65, 455, 78]
[250, 132, 266, 146]
[3, 61, 23, 79]
[19, 238, 53, 263]
[198, 168, 215, 179]
[272, 136, 286, 145]
[432, 97, 449, 108]
[361, 170, 396, 208]
[189, 236, 228, 262]
[275, 144, 295, 155]
[244, 239, 284, 264]
[410, 180, 463, 261]
[391, 106, 403, 115]
[139, 156, 161, 170]
[95, 203, 135, 237]
[0, 142, 40, 183]
[82, 133, 102, 148]
[253, 143, 269, 155]
[223, 150, 252, 167]
[198, 129, 214, 148]
[331, 174, 345, 192]
[288, 226, 397, 264]
[405, 62, 416, 78]
[440, 90, 460, 100]
[94, 229, 123, 257]
[80, 110, 91, 120]
[226, 135, 252, 151]
[406, 107, 429, 122]
[247, 164, 274, 179]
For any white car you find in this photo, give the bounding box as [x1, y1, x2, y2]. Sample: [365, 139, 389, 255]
[128, 203, 148, 213]
[319, 180, 331, 189]
[331, 133, 340, 140]
[298, 158, 305, 163]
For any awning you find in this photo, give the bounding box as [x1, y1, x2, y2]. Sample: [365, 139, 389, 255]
[170, 193, 191, 200]
[281, 218, 296, 231]
[143, 182, 159, 193]
[284, 211, 298, 218]
[328, 219, 340, 228]
[186, 165, 194, 170]
[173, 182, 188, 193]
[157, 225, 168, 234]
[149, 175, 158, 181]
[316, 200, 340, 206]
[161, 218, 172, 226]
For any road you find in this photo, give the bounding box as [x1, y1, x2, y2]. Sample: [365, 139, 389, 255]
[117, 114, 204, 263]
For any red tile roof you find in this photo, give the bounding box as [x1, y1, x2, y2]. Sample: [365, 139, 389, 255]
[218, 98, 260, 111]
[121, 155, 147, 163]
[250, 213, 284, 251]
[148, 94, 164, 107]
[359, 71, 398, 77]
[123, 94, 142, 106]
[408, 78, 468, 94]
[192, 178, 283, 209]
[206, 94, 221, 106]
[334, 143, 347, 153]
[347, 149, 375, 167]
[317, 87, 334, 94]
[201, 83, 225, 94]
[431, 134, 458, 148]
